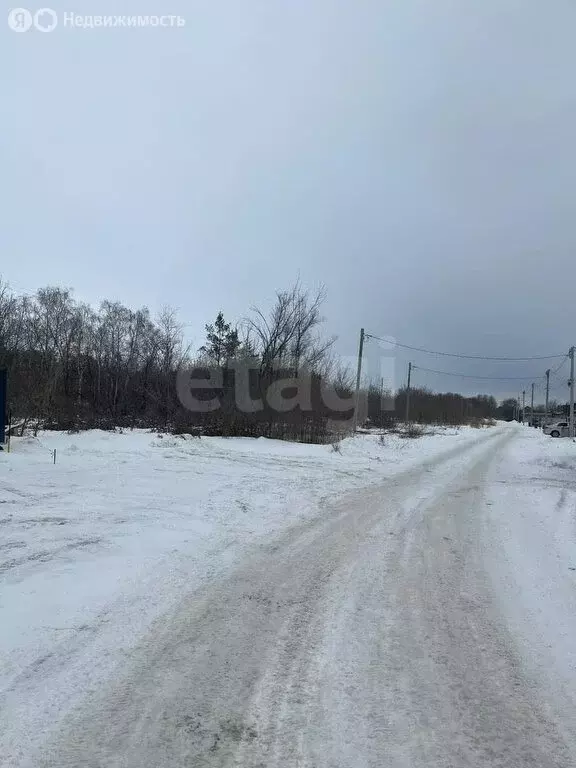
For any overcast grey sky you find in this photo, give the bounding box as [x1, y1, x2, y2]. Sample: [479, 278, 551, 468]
[2, 0, 576, 399]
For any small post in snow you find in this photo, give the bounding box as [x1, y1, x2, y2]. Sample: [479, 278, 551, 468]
[53, 449, 57, 465]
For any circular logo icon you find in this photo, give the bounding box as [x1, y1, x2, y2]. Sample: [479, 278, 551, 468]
[8, 7, 33, 31]
[34, 7, 57, 31]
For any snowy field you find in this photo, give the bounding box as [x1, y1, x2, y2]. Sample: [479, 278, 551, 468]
[1, 427, 488, 668]
[2, 422, 576, 765]
[0, 425, 496, 757]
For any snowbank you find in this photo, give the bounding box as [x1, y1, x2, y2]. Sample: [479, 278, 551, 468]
[484, 427, 576, 747]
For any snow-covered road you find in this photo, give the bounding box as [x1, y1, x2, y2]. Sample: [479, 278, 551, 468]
[2, 425, 576, 766]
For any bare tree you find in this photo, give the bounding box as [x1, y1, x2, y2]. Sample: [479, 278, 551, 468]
[157, 306, 187, 428]
[247, 281, 335, 376]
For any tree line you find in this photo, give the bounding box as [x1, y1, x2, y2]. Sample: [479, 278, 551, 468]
[0, 278, 499, 441]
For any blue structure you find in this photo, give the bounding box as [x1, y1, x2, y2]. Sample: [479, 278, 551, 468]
[0, 370, 6, 445]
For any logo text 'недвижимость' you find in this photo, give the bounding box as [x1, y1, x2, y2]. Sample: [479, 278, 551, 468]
[7, 8, 186, 32]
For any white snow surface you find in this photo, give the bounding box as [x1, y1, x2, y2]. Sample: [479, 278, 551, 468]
[483, 428, 576, 746]
[1, 423, 576, 765]
[0, 425, 494, 761]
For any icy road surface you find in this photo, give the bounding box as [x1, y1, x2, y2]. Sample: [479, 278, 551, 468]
[1, 425, 576, 766]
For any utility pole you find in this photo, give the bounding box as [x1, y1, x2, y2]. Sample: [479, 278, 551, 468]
[530, 382, 534, 427]
[545, 369, 550, 423]
[570, 346, 575, 440]
[405, 362, 412, 424]
[522, 390, 526, 424]
[352, 328, 365, 433]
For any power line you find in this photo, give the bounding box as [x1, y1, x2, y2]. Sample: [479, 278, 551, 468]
[550, 356, 569, 377]
[365, 333, 566, 362]
[413, 364, 547, 382]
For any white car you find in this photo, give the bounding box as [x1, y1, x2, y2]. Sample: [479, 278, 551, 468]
[543, 421, 571, 437]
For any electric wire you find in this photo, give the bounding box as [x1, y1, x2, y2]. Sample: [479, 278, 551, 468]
[412, 365, 548, 382]
[365, 333, 566, 362]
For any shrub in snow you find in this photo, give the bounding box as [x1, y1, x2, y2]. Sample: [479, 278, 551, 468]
[400, 424, 426, 439]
